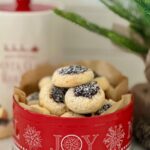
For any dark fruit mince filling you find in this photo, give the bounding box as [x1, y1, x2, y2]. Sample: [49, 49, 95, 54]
[50, 86, 67, 103]
[59, 65, 88, 75]
[96, 103, 112, 115]
[74, 82, 100, 98]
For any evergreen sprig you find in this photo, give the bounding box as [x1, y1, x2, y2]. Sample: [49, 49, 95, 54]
[53, 0, 150, 55]
[54, 8, 148, 54]
[100, 0, 140, 26]
[100, 0, 150, 44]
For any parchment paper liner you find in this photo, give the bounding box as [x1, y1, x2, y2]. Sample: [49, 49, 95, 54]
[20, 60, 128, 101]
[102, 94, 132, 115]
[12, 60, 130, 116]
[13, 88, 131, 117]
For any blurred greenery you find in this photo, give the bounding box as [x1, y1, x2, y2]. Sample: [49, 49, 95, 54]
[100, 0, 150, 45]
[54, 0, 150, 55]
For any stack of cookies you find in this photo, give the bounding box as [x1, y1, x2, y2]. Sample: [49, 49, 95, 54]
[16, 65, 131, 118]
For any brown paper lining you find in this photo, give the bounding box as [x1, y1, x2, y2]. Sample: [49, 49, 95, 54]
[102, 94, 132, 115]
[14, 87, 27, 104]
[20, 60, 128, 101]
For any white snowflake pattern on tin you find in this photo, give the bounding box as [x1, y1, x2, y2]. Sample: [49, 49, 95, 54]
[61, 134, 82, 150]
[23, 125, 42, 150]
[103, 124, 125, 150]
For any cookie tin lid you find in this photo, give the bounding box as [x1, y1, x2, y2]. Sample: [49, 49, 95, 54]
[0, 0, 54, 12]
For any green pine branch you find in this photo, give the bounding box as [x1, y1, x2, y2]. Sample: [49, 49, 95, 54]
[100, 0, 139, 26]
[54, 8, 148, 54]
[135, 0, 150, 10]
[100, 0, 150, 43]
[135, 0, 150, 39]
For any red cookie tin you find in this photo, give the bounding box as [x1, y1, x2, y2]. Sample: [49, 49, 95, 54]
[13, 98, 133, 150]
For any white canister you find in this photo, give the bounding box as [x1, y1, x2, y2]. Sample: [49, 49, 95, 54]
[0, 1, 63, 115]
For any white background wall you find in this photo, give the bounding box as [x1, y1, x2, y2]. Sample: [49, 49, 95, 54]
[0, 0, 146, 87]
